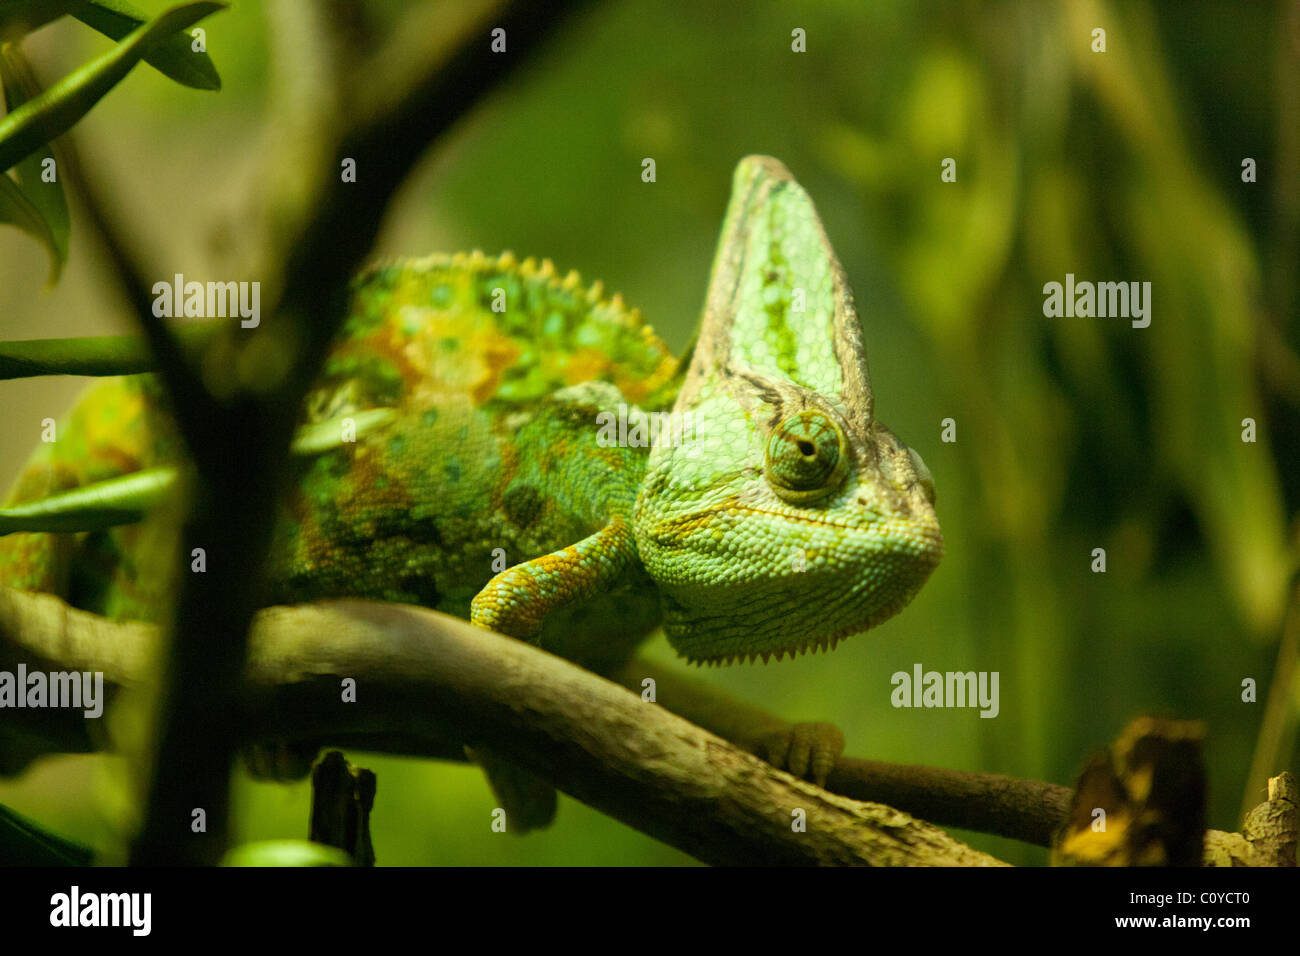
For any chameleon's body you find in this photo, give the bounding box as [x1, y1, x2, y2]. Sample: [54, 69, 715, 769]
[0, 157, 943, 810]
[264, 251, 681, 676]
[1, 252, 677, 673]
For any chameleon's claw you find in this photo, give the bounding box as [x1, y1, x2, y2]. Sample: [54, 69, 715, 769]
[758, 722, 845, 788]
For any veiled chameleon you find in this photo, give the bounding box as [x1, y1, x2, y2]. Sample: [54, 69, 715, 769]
[0, 156, 943, 825]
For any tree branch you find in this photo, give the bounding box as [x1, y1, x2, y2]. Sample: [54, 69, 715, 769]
[4, 584, 1287, 864]
[0, 587, 1003, 866]
[610, 659, 1074, 848]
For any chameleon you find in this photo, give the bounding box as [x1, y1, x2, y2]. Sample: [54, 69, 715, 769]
[0, 155, 943, 826]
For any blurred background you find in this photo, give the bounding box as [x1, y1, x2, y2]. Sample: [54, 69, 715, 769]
[0, 0, 1297, 865]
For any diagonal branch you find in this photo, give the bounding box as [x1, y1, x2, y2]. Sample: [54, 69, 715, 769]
[2, 586, 1287, 865]
[610, 659, 1074, 848]
[0, 587, 1003, 866]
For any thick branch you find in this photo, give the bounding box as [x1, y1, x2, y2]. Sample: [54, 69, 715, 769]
[0, 588, 1002, 866]
[612, 659, 1074, 848]
[7, 584, 1282, 865]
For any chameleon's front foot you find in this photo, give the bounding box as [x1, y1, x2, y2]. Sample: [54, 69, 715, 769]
[470, 518, 637, 640]
[757, 722, 845, 788]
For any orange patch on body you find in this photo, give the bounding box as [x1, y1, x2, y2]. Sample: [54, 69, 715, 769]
[614, 355, 677, 406]
[384, 310, 521, 405]
[472, 334, 521, 404]
[563, 348, 609, 386]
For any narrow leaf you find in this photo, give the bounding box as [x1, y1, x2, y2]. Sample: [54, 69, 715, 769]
[0, 466, 177, 536]
[0, 1, 225, 173]
[0, 167, 59, 273]
[0, 45, 69, 282]
[290, 408, 398, 456]
[0, 323, 221, 378]
[71, 0, 222, 91]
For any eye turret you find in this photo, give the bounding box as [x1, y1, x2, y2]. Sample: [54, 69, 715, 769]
[764, 409, 849, 503]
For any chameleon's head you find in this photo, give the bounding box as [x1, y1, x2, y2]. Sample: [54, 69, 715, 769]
[633, 156, 942, 664]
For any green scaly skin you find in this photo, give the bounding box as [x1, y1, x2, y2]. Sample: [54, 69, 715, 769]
[0, 156, 943, 810]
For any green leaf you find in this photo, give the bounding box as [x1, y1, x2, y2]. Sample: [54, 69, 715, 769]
[222, 840, 354, 867]
[0, 166, 60, 276]
[0, 1, 225, 173]
[289, 408, 398, 456]
[0, 1, 78, 43]
[0, 45, 69, 282]
[0, 801, 94, 866]
[0, 324, 220, 378]
[0, 466, 177, 536]
[71, 0, 222, 91]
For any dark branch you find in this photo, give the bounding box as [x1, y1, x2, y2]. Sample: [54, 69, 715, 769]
[610, 658, 1073, 848]
[0, 587, 1004, 866]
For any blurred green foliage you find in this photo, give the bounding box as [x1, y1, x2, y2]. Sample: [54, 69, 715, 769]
[0, 2, 226, 279]
[0, 0, 1296, 865]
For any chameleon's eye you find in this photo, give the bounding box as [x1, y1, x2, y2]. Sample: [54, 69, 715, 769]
[764, 410, 849, 503]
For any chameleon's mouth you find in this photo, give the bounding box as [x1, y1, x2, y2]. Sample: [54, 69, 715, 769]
[662, 524, 943, 666]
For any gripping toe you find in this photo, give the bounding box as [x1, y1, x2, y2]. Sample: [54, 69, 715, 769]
[758, 722, 845, 787]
